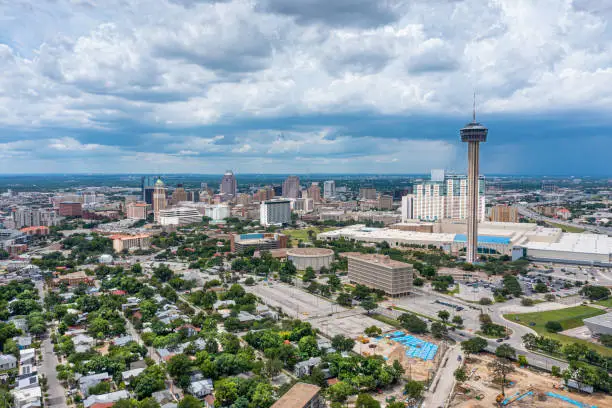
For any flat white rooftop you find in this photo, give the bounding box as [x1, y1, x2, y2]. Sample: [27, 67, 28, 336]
[523, 233, 612, 255]
[318, 225, 456, 243]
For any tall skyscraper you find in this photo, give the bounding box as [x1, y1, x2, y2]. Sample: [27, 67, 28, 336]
[153, 178, 167, 222]
[323, 180, 336, 199]
[460, 98, 488, 263]
[141, 176, 157, 202]
[282, 176, 300, 199]
[359, 187, 377, 200]
[412, 174, 485, 222]
[401, 194, 414, 222]
[308, 182, 322, 202]
[260, 199, 291, 226]
[220, 170, 237, 197]
[172, 184, 187, 204]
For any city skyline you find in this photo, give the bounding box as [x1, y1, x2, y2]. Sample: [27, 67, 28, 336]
[1, 1, 612, 175]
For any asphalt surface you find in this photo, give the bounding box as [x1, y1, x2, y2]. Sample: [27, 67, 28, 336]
[517, 205, 612, 235]
[40, 336, 68, 408]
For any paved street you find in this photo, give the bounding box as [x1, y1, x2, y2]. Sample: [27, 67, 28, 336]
[423, 345, 462, 408]
[517, 205, 612, 236]
[40, 336, 68, 408]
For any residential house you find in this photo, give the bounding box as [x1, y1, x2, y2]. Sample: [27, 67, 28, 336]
[19, 349, 36, 366]
[79, 372, 111, 396]
[12, 386, 42, 408]
[294, 357, 321, 378]
[15, 336, 32, 350]
[121, 368, 144, 385]
[213, 300, 235, 310]
[237, 311, 261, 324]
[151, 390, 175, 405]
[9, 318, 27, 332]
[83, 390, 131, 408]
[113, 335, 134, 347]
[188, 378, 214, 398]
[19, 363, 36, 379]
[271, 383, 322, 408]
[0, 354, 17, 370]
[17, 375, 39, 390]
[73, 334, 95, 353]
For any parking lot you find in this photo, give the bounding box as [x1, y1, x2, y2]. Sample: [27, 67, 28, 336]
[382, 292, 481, 332]
[246, 282, 393, 338]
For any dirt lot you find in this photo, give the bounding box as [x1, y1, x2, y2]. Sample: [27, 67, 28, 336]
[353, 334, 443, 383]
[450, 354, 611, 408]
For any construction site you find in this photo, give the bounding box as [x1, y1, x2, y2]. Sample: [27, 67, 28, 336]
[353, 331, 447, 383]
[449, 354, 610, 408]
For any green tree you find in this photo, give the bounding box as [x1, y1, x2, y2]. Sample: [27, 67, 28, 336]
[153, 264, 174, 282]
[337, 292, 352, 307]
[534, 282, 548, 293]
[454, 367, 468, 382]
[545, 321, 563, 333]
[302, 267, 316, 282]
[298, 336, 319, 358]
[495, 344, 516, 359]
[460, 337, 488, 358]
[404, 380, 424, 399]
[437, 310, 450, 322]
[452, 315, 463, 326]
[398, 313, 427, 334]
[215, 378, 238, 406]
[167, 354, 192, 379]
[479, 297, 492, 305]
[132, 365, 166, 399]
[488, 357, 515, 396]
[430, 322, 447, 339]
[328, 381, 355, 402]
[364, 326, 382, 337]
[177, 395, 201, 408]
[355, 393, 381, 408]
[360, 298, 377, 315]
[331, 335, 355, 352]
[251, 382, 275, 408]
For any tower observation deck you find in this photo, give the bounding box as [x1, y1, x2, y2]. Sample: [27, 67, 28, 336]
[460, 100, 488, 263]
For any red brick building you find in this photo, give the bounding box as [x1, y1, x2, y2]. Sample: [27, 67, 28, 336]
[59, 202, 82, 217]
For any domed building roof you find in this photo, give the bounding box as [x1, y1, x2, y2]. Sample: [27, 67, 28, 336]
[155, 178, 165, 187]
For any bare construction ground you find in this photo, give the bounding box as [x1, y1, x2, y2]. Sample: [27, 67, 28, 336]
[450, 354, 611, 408]
[246, 282, 392, 338]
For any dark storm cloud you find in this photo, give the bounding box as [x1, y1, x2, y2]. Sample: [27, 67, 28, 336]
[256, 0, 402, 28]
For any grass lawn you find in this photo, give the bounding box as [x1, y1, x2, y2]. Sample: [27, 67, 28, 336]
[595, 298, 612, 307]
[504, 305, 612, 357]
[371, 314, 401, 328]
[545, 221, 586, 233]
[283, 227, 337, 245]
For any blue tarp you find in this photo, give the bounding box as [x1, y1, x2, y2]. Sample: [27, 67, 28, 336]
[546, 392, 597, 408]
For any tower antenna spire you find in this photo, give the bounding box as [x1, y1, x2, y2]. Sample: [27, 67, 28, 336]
[473, 91, 476, 122]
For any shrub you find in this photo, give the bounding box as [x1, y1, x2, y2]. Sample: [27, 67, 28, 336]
[545, 321, 563, 333]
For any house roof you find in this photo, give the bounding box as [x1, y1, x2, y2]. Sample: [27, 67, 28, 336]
[270, 383, 320, 408]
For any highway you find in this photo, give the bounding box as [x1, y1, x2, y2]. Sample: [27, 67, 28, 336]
[517, 205, 612, 236]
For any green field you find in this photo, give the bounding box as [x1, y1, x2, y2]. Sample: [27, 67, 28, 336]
[545, 221, 586, 233]
[504, 305, 612, 357]
[595, 298, 612, 307]
[284, 227, 337, 244]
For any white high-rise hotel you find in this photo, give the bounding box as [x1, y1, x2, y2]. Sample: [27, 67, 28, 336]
[403, 171, 485, 222]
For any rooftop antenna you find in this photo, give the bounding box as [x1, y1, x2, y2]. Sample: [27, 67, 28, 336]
[472, 91, 476, 122]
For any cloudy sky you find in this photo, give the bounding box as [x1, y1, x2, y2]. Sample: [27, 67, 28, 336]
[0, 0, 611, 175]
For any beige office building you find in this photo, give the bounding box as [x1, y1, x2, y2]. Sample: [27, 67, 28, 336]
[346, 253, 413, 297]
[126, 202, 148, 220]
[111, 234, 151, 253]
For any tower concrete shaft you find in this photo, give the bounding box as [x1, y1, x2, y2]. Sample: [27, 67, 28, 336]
[467, 141, 480, 263]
